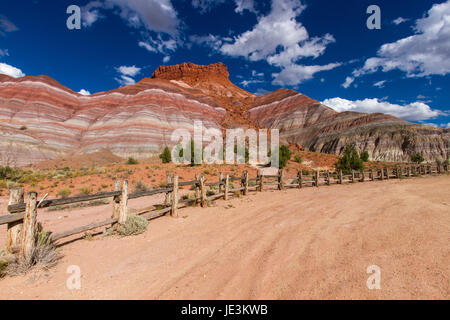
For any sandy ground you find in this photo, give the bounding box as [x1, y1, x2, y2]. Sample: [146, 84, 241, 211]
[0, 175, 449, 300]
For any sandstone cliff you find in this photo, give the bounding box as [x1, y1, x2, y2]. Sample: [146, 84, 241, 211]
[0, 63, 448, 165]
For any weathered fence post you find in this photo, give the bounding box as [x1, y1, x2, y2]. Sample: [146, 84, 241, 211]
[369, 169, 373, 181]
[278, 169, 284, 190]
[339, 170, 343, 184]
[224, 174, 230, 200]
[171, 174, 179, 218]
[297, 170, 303, 189]
[351, 170, 355, 183]
[386, 168, 390, 180]
[360, 170, 365, 182]
[380, 168, 384, 180]
[20, 192, 38, 264]
[315, 170, 319, 187]
[118, 180, 128, 225]
[165, 174, 172, 206]
[428, 165, 431, 175]
[7, 188, 24, 253]
[219, 172, 224, 194]
[195, 174, 201, 206]
[242, 171, 249, 196]
[111, 180, 121, 229]
[258, 170, 264, 192]
[200, 175, 207, 207]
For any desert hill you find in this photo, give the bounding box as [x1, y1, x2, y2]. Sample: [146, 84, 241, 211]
[0, 63, 448, 166]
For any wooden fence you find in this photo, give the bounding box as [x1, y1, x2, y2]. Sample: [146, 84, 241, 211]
[0, 163, 448, 264]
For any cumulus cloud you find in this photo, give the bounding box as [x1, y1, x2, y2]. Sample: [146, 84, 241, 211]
[354, 1, 450, 78]
[272, 63, 341, 86]
[82, 0, 179, 35]
[115, 65, 141, 86]
[322, 97, 442, 121]
[0, 62, 25, 78]
[393, 17, 409, 25]
[219, 0, 337, 86]
[342, 76, 354, 89]
[163, 56, 171, 63]
[78, 89, 91, 96]
[189, 34, 224, 51]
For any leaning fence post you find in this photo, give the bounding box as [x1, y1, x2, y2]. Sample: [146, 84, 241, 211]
[112, 180, 121, 229]
[200, 175, 207, 207]
[118, 180, 128, 225]
[20, 192, 38, 264]
[258, 170, 264, 192]
[297, 171, 303, 189]
[219, 172, 224, 194]
[339, 170, 343, 184]
[242, 171, 249, 196]
[278, 169, 284, 190]
[315, 170, 319, 187]
[171, 175, 179, 218]
[195, 174, 201, 207]
[165, 174, 172, 206]
[224, 174, 230, 200]
[7, 188, 24, 253]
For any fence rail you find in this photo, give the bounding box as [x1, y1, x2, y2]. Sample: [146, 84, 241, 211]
[0, 164, 448, 262]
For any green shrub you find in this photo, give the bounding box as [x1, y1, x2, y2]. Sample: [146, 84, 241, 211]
[336, 145, 365, 173]
[79, 187, 92, 196]
[360, 150, 370, 162]
[159, 146, 172, 164]
[411, 153, 425, 164]
[19, 125, 27, 130]
[294, 155, 303, 163]
[134, 180, 150, 193]
[118, 215, 148, 236]
[279, 145, 292, 169]
[56, 188, 71, 198]
[126, 157, 139, 165]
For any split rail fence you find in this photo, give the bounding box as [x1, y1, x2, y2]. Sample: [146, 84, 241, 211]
[1, 163, 448, 263]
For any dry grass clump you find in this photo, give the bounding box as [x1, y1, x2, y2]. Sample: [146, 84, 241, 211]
[118, 215, 149, 237]
[2, 224, 61, 277]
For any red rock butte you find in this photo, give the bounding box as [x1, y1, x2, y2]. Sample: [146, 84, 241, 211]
[0, 62, 448, 166]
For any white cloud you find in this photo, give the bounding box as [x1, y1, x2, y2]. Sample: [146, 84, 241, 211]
[393, 17, 409, 25]
[115, 75, 136, 86]
[272, 63, 341, 86]
[219, 0, 337, 86]
[240, 79, 263, 87]
[0, 15, 19, 34]
[139, 35, 178, 54]
[0, 49, 9, 57]
[163, 56, 171, 63]
[82, 0, 179, 35]
[322, 97, 441, 121]
[0, 62, 25, 78]
[189, 34, 224, 51]
[355, 1, 450, 78]
[115, 65, 141, 86]
[115, 65, 141, 77]
[78, 89, 91, 96]
[342, 76, 354, 89]
[191, 0, 256, 14]
[373, 80, 387, 88]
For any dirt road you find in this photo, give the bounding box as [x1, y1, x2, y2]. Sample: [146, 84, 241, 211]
[1, 176, 449, 299]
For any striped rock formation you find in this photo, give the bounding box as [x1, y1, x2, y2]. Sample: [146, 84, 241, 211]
[0, 63, 448, 165]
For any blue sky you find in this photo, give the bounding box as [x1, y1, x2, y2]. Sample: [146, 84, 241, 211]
[0, 0, 449, 127]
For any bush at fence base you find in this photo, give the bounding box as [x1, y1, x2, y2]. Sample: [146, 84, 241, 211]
[118, 215, 149, 237]
[2, 224, 60, 277]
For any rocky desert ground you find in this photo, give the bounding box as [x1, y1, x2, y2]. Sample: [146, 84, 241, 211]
[0, 175, 448, 300]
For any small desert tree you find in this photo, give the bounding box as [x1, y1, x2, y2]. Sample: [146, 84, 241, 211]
[360, 150, 370, 162]
[159, 146, 172, 164]
[411, 153, 425, 164]
[279, 145, 292, 169]
[336, 145, 365, 173]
